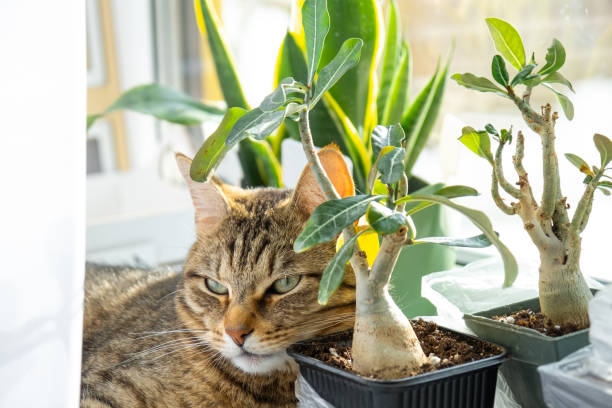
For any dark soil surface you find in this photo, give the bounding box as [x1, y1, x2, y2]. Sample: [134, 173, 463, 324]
[291, 319, 503, 379]
[492, 309, 586, 337]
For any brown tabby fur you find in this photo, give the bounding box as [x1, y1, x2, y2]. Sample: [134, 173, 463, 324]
[80, 148, 356, 407]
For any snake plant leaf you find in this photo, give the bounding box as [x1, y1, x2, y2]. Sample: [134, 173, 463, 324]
[377, 0, 402, 122]
[491, 55, 509, 86]
[542, 72, 574, 93]
[542, 84, 574, 120]
[190, 107, 247, 181]
[458, 126, 494, 163]
[87, 84, 226, 129]
[294, 195, 383, 252]
[302, 0, 330, 85]
[451, 73, 507, 96]
[318, 229, 366, 305]
[366, 201, 411, 235]
[395, 193, 518, 287]
[244, 139, 284, 187]
[381, 42, 412, 125]
[371, 124, 405, 159]
[311, 38, 364, 108]
[565, 153, 594, 176]
[538, 39, 566, 76]
[594, 133, 612, 167]
[376, 147, 406, 184]
[319, 0, 381, 136]
[415, 233, 493, 248]
[485, 18, 525, 70]
[402, 46, 453, 175]
[510, 64, 535, 87]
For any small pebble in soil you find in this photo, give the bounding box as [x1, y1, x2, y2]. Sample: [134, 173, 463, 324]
[428, 353, 441, 367]
[493, 309, 586, 337]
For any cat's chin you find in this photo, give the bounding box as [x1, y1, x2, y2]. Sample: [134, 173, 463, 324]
[230, 350, 293, 374]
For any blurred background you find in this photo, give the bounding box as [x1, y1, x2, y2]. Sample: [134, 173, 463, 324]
[86, 0, 612, 281]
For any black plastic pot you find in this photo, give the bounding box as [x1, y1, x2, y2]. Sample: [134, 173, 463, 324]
[288, 326, 506, 408]
[463, 296, 591, 408]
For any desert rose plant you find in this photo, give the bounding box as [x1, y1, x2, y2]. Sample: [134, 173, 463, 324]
[452, 18, 612, 328]
[191, 0, 518, 378]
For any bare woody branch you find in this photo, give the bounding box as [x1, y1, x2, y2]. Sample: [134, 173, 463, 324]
[491, 171, 516, 215]
[494, 142, 521, 199]
[512, 131, 536, 203]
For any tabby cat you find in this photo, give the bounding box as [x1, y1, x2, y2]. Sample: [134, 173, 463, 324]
[80, 147, 356, 407]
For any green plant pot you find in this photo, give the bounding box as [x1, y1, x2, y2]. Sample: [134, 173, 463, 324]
[463, 297, 590, 408]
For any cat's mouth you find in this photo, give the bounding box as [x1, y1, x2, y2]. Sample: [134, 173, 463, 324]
[229, 349, 291, 374]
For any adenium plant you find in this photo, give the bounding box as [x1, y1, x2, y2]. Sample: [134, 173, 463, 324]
[453, 18, 612, 328]
[192, 0, 518, 378]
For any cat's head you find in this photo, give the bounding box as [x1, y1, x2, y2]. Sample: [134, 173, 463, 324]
[175, 147, 356, 375]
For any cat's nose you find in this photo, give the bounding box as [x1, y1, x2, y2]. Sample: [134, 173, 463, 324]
[225, 328, 253, 346]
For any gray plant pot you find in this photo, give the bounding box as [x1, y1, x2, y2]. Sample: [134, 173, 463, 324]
[463, 296, 590, 408]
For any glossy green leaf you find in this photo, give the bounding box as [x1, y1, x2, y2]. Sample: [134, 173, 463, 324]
[302, 0, 330, 85]
[491, 55, 509, 86]
[415, 233, 493, 248]
[395, 193, 518, 287]
[458, 126, 494, 162]
[500, 128, 512, 144]
[543, 84, 574, 120]
[294, 195, 382, 252]
[381, 43, 412, 125]
[451, 73, 507, 97]
[598, 181, 612, 193]
[311, 38, 363, 108]
[260, 77, 300, 112]
[376, 147, 406, 184]
[485, 123, 498, 136]
[542, 72, 574, 93]
[598, 187, 611, 196]
[406, 184, 479, 215]
[402, 46, 453, 175]
[366, 201, 411, 235]
[594, 133, 612, 167]
[190, 107, 247, 181]
[510, 64, 535, 87]
[485, 18, 525, 70]
[377, 0, 401, 123]
[226, 108, 285, 145]
[538, 39, 566, 76]
[565, 153, 593, 176]
[87, 84, 225, 129]
[194, 0, 248, 108]
[319, 0, 381, 135]
[371, 124, 405, 159]
[318, 229, 365, 304]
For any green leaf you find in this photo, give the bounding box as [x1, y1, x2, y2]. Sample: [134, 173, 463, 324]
[318, 229, 366, 304]
[406, 184, 479, 215]
[598, 187, 611, 196]
[294, 195, 382, 252]
[451, 73, 507, 96]
[311, 38, 363, 108]
[500, 128, 512, 144]
[366, 202, 410, 235]
[565, 153, 593, 176]
[538, 39, 566, 76]
[485, 18, 526, 70]
[491, 55, 509, 86]
[543, 84, 574, 120]
[598, 180, 612, 189]
[380, 42, 412, 125]
[319, 0, 381, 136]
[415, 233, 493, 248]
[395, 193, 518, 287]
[260, 77, 300, 112]
[402, 45, 454, 175]
[542, 72, 574, 93]
[376, 147, 406, 184]
[194, 0, 248, 109]
[371, 124, 405, 162]
[302, 0, 330, 85]
[226, 108, 285, 145]
[87, 84, 226, 129]
[244, 139, 284, 187]
[376, 0, 402, 123]
[510, 64, 535, 87]
[190, 108, 247, 181]
[485, 123, 498, 136]
[87, 114, 103, 129]
[594, 133, 612, 167]
[458, 126, 494, 162]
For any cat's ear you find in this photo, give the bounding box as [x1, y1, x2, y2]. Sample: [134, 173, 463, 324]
[292, 145, 354, 215]
[175, 153, 230, 232]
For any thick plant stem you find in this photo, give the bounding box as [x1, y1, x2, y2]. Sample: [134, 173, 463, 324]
[352, 229, 427, 378]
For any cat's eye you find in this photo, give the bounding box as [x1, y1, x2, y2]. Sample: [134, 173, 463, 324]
[271, 275, 301, 294]
[205, 278, 229, 295]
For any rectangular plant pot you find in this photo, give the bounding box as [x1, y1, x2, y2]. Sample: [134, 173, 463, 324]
[463, 296, 591, 408]
[288, 326, 506, 408]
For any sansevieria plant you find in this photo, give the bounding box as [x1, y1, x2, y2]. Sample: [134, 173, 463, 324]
[453, 18, 612, 328]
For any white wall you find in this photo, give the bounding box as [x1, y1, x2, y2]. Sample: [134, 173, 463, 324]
[0, 1, 85, 407]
